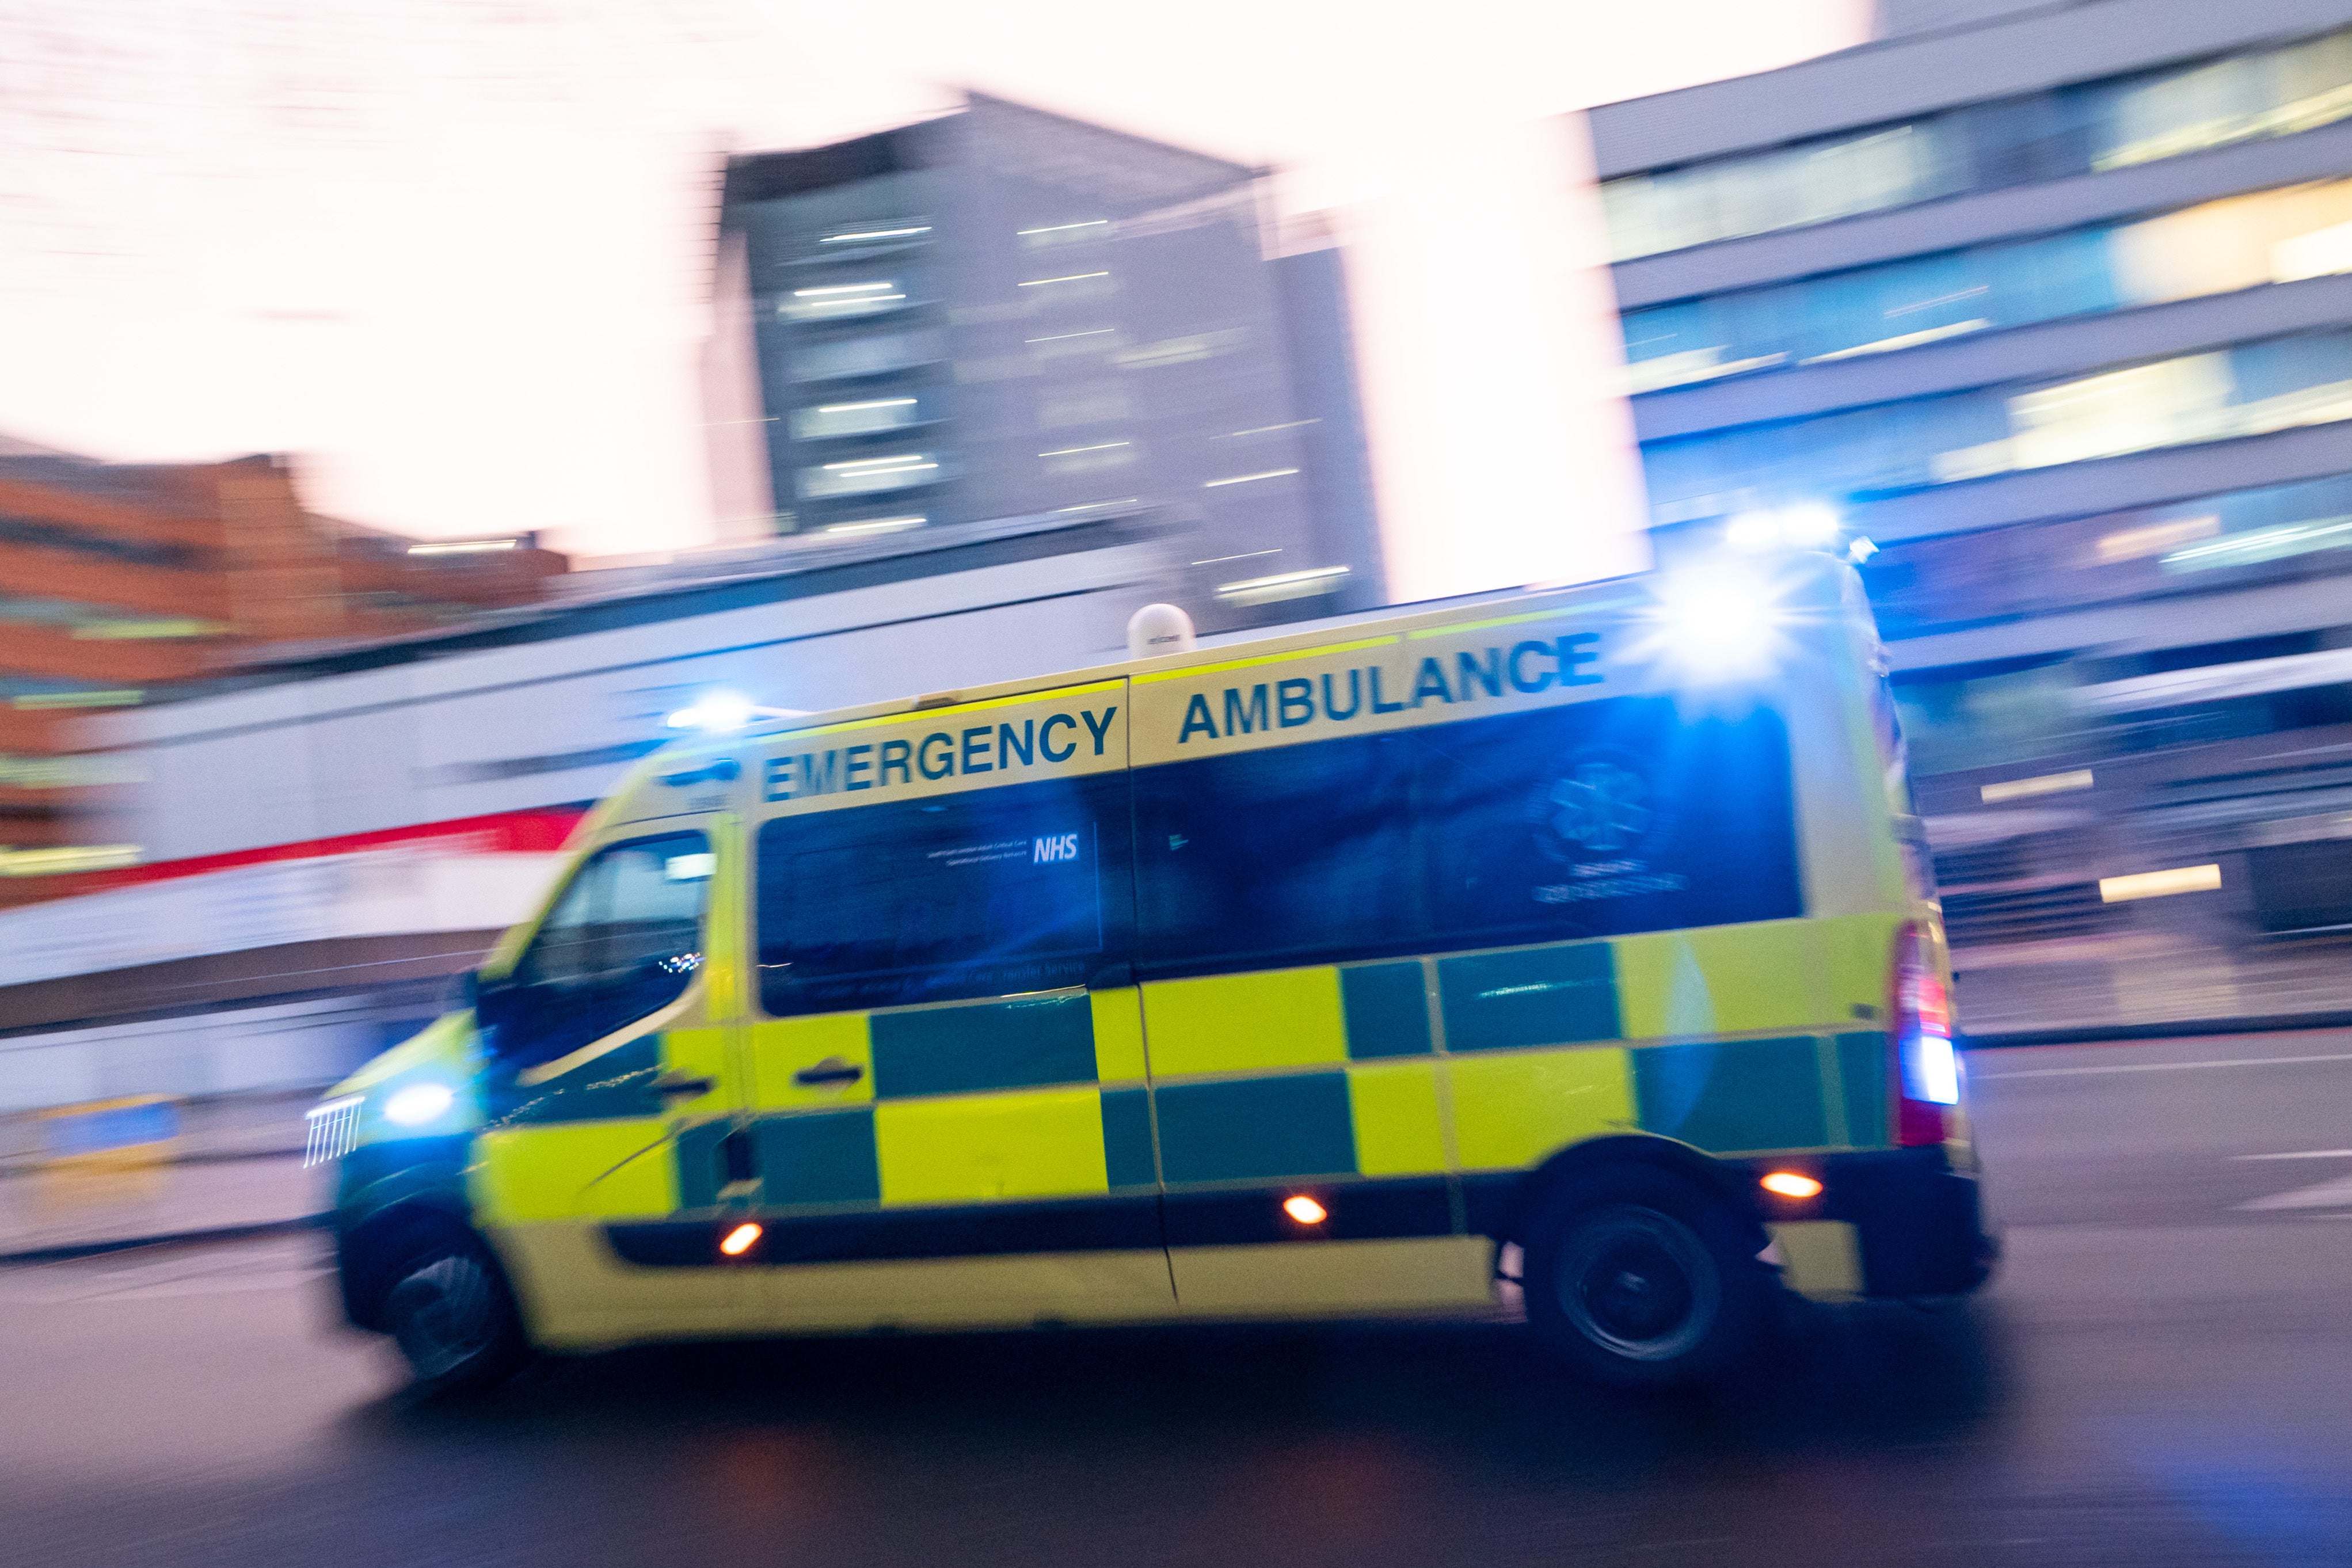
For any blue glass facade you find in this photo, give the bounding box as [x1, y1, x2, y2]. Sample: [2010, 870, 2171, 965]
[1625, 228, 2117, 390]
[1603, 25, 2352, 260]
[1626, 176, 2352, 391]
[1641, 329, 2352, 519]
[1855, 469, 2352, 640]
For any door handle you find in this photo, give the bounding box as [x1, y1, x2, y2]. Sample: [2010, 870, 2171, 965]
[649, 1071, 716, 1101]
[792, 1056, 865, 1088]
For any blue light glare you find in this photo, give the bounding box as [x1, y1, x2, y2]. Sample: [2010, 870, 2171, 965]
[383, 1081, 456, 1127]
[667, 690, 755, 732]
[1724, 504, 1841, 554]
[1657, 570, 1783, 676]
[1779, 503, 1841, 547]
[1902, 1032, 1961, 1105]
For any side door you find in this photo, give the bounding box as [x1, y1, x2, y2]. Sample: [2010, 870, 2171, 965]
[470, 816, 755, 1348]
[739, 686, 1174, 1331]
[1125, 671, 1481, 1318]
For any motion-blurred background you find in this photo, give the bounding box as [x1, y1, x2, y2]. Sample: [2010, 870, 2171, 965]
[3, 0, 2352, 1248]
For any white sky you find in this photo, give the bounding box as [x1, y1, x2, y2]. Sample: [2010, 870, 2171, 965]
[0, 0, 1868, 598]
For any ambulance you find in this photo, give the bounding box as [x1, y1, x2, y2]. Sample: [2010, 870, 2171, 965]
[310, 553, 1993, 1392]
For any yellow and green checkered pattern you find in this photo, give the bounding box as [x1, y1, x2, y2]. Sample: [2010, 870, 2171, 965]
[1129, 912, 1901, 1186]
[477, 914, 1905, 1224]
[737, 990, 1156, 1214]
[710, 912, 1905, 1220]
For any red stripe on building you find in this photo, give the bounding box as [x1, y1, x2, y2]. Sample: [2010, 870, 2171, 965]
[84, 804, 593, 891]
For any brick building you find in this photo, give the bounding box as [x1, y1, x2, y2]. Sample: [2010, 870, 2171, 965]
[0, 437, 566, 900]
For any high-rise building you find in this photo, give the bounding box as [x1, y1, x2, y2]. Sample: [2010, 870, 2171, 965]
[1588, 0, 2352, 962]
[709, 93, 1383, 630]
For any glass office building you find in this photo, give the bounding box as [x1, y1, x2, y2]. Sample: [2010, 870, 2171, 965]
[1589, 0, 2352, 947]
[713, 94, 1384, 631]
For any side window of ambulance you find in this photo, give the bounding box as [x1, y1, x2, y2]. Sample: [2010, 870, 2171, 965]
[482, 831, 713, 1069]
[1129, 695, 1806, 975]
[756, 776, 1128, 1015]
[1131, 732, 1419, 976]
[1410, 696, 1803, 949]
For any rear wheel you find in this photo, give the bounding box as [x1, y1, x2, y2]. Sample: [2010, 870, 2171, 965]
[381, 1239, 528, 1396]
[1521, 1166, 1769, 1390]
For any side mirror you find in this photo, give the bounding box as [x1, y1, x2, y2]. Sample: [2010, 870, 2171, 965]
[458, 969, 481, 1010]
[471, 970, 530, 1060]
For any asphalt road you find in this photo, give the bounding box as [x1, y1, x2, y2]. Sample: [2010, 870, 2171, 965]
[6, 1030, 2352, 1568]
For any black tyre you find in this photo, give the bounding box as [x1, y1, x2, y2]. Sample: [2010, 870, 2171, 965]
[380, 1237, 530, 1397]
[1521, 1164, 1771, 1391]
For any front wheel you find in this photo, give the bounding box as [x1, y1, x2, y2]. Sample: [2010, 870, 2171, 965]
[1521, 1166, 1771, 1390]
[381, 1239, 529, 1397]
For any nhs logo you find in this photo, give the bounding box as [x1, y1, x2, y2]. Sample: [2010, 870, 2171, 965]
[1032, 832, 1080, 864]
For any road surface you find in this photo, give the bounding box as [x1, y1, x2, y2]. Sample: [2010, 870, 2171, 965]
[5, 1029, 2352, 1567]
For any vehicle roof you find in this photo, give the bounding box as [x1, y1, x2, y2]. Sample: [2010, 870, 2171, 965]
[507, 550, 1866, 968]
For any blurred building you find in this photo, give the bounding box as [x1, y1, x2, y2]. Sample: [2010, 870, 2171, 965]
[705, 93, 1384, 631]
[1590, 0, 2352, 964]
[0, 436, 566, 904]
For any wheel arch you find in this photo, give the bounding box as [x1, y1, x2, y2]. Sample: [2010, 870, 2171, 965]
[1483, 1133, 1765, 1253]
[336, 1194, 504, 1333]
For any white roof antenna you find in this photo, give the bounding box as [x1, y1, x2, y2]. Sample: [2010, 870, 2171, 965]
[1126, 603, 1196, 661]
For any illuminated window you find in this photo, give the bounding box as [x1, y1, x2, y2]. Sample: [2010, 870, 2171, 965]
[1603, 123, 1960, 261]
[797, 453, 944, 499]
[2113, 181, 2352, 300]
[780, 281, 912, 322]
[1645, 330, 2352, 517]
[0, 844, 140, 876]
[1850, 470, 2352, 642]
[0, 754, 142, 789]
[2094, 31, 2352, 170]
[2274, 218, 2352, 283]
[2097, 515, 2219, 564]
[1926, 345, 2347, 481]
[790, 398, 923, 440]
[1037, 439, 1134, 474]
[818, 223, 930, 246]
[1603, 28, 2352, 262]
[2004, 354, 2236, 471]
[786, 330, 946, 383]
[1622, 180, 2352, 391]
[2163, 512, 2352, 572]
[1018, 218, 1110, 249]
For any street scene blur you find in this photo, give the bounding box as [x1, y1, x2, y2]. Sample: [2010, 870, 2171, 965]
[8, 0, 2352, 1563]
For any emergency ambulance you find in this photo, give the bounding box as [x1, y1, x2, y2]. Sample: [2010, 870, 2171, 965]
[310, 554, 1993, 1393]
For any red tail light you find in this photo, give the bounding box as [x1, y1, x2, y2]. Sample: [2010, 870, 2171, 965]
[1891, 922, 1958, 1147]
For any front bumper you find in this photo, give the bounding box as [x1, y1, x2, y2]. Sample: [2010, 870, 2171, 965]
[1750, 1145, 1996, 1298]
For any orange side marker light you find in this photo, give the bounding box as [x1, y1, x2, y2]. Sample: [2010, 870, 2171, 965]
[1282, 1195, 1328, 1225]
[1760, 1171, 1823, 1200]
[720, 1221, 763, 1257]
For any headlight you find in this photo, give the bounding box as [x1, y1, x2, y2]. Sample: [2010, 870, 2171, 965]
[383, 1082, 456, 1127]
